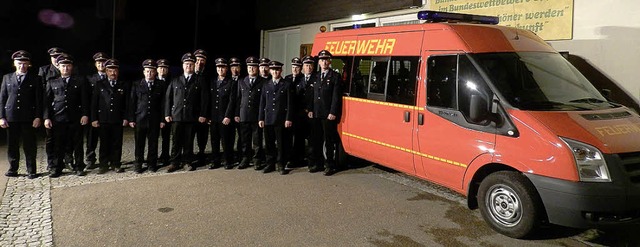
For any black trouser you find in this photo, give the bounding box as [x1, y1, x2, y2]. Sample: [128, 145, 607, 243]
[45, 128, 55, 170]
[85, 125, 99, 164]
[160, 122, 171, 162]
[49, 121, 85, 172]
[209, 121, 235, 165]
[192, 122, 209, 162]
[310, 118, 339, 169]
[239, 122, 264, 164]
[98, 123, 124, 169]
[263, 124, 291, 166]
[134, 124, 160, 166]
[6, 122, 37, 174]
[170, 122, 194, 166]
[291, 114, 310, 165]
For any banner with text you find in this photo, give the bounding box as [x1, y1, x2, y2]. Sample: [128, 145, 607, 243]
[429, 0, 573, 40]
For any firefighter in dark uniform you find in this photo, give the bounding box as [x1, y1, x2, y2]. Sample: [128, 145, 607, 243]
[164, 52, 207, 173]
[284, 57, 308, 169]
[192, 49, 210, 166]
[308, 50, 343, 176]
[129, 59, 165, 173]
[91, 59, 130, 174]
[206, 58, 237, 169]
[43, 54, 90, 177]
[156, 58, 172, 165]
[0, 50, 42, 179]
[85, 52, 109, 169]
[258, 60, 293, 175]
[300, 55, 318, 172]
[234, 56, 266, 170]
[229, 57, 243, 161]
[39, 47, 65, 172]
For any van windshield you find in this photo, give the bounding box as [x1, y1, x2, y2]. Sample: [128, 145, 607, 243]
[471, 52, 618, 111]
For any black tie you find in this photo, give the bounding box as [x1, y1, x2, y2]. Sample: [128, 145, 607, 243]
[250, 78, 254, 86]
[100, 74, 105, 80]
[17, 74, 23, 84]
[148, 81, 152, 90]
[63, 77, 69, 86]
[305, 75, 309, 82]
[186, 75, 190, 82]
[110, 80, 116, 87]
[321, 73, 326, 81]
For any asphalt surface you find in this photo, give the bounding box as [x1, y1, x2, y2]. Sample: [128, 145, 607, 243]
[0, 129, 638, 246]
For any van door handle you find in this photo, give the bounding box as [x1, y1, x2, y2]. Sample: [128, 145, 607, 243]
[404, 111, 411, 122]
[418, 113, 424, 125]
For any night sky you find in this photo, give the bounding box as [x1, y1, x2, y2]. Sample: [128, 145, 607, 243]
[0, 0, 260, 81]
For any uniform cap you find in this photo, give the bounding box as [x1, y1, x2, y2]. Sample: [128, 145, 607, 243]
[142, 59, 156, 69]
[268, 60, 284, 69]
[302, 55, 314, 64]
[194, 49, 207, 60]
[245, 56, 259, 66]
[181, 52, 196, 63]
[291, 57, 302, 66]
[318, 49, 332, 59]
[215, 58, 228, 67]
[104, 59, 120, 68]
[156, 59, 169, 68]
[11, 50, 31, 61]
[55, 54, 73, 64]
[93, 52, 109, 62]
[259, 57, 271, 66]
[229, 57, 241, 66]
[47, 47, 65, 57]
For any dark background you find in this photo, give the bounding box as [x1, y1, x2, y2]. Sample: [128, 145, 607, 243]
[0, 0, 260, 81]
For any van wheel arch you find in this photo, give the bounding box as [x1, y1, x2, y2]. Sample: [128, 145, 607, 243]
[467, 163, 517, 210]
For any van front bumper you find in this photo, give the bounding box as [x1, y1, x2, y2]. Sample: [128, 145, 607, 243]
[525, 172, 640, 229]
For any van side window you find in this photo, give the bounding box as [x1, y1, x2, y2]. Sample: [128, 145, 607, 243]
[349, 56, 418, 105]
[428, 55, 492, 125]
[427, 56, 458, 109]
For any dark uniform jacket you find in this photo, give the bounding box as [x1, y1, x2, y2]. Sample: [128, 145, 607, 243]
[0, 72, 43, 122]
[164, 75, 206, 122]
[235, 76, 265, 122]
[207, 76, 236, 123]
[43, 75, 89, 123]
[91, 79, 130, 124]
[285, 73, 312, 115]
[38, 64, 60, 87]
[259, 78, 293, 126]
[309, 69, 343, 121]
[86, 73, 107, 92]
[129, 79, 165, 128]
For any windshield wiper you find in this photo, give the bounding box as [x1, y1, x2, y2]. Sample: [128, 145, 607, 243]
[569, 98, 607, 103]
[519, 100, 590, 110]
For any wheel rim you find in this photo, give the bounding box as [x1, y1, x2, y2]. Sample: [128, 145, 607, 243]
[486, 185, 522, 227]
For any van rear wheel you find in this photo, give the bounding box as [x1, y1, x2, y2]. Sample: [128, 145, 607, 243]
[477, 171, 543, 239]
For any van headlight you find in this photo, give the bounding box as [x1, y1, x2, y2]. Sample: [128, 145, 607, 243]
[560, 137, 611, 182]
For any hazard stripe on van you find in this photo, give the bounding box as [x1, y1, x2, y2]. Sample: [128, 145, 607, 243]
[344, 97, 421, 110]
[342, 132, 468, 168]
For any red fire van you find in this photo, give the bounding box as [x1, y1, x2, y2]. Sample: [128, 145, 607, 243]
[311, 11, 640, 238]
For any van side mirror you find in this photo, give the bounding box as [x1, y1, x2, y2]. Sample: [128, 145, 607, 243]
[469, 94, 489, 123]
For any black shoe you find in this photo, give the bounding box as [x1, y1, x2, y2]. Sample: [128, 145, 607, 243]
[134, 164, 143, 174]
[308, 166, 322, 173]
[76, 170, 86, 176]
[115, 167, 125, 173]
[49, 171, 62, 178]
[224, 163, 235, 170]
[148, 165, 158, 173]
[166, 164, 180, 173]
[237, 162, 250, 169]
[5, 170, 18, 177]
[97, 167, 109, 174]
[86, 161, 97, 170]
[209, 162, 221, 169]
[28, 173, 39, 179]
[277, 165, 288, 175]
[263, 165, 275, 173]
[188, 165, 197, 171]
[323, 167, 337, 176]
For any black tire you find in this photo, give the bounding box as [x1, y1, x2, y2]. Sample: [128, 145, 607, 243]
[477, 171, 543, 239]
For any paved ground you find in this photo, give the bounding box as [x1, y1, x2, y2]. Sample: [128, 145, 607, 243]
[0, 129, 638, 246]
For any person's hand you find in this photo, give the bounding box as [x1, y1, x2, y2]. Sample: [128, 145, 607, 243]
[307, 112, 314, 118]
[198, 117, 207, 123]
[44, 119, 53, 129]
[234, 116, 240, 123]
[327, 114, 336, 121]
[0, 118, 7, 128]
[129, 122, 136, 128]
[258, 121, 265, 128]
[165, 116, 172, 123]
[80, 116, 89, 125]
[222, 117, 231, 125]
[160, 122, 165, 129]
[122, 119, 129, 127]
[285, 120, 292, 128]
[92, 121, 100, 127]
[33, 118, 41, 128]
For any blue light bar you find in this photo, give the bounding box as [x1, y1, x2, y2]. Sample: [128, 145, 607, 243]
[417, 10, 499, 25]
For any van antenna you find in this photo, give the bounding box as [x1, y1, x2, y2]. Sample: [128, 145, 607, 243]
[513, 3, 520, 40]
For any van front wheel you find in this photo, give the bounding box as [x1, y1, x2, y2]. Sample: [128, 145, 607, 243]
[477, 171, 543, 239]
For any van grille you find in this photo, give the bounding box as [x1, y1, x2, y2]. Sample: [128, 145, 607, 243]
[618, 151, 640, 183]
